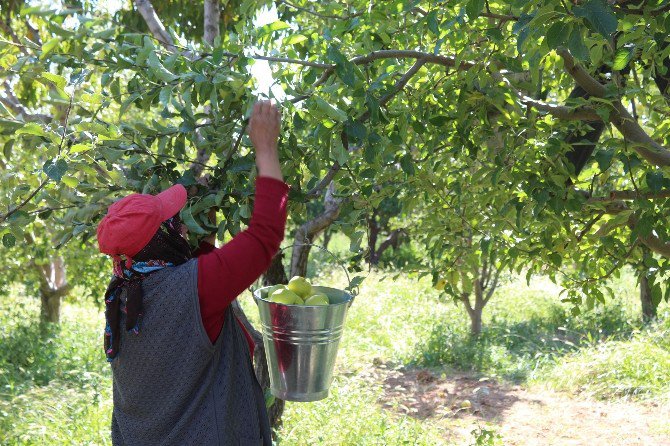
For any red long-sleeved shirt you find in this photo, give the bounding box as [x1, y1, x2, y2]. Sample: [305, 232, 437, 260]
[193, 176, 289, 355]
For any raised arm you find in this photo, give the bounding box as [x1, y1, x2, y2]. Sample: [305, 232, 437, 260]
[196, 101, 289, 342]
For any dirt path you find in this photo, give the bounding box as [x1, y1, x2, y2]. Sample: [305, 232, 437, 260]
[375, 366, 670, 445]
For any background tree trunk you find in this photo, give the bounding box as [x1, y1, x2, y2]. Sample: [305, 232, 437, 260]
[36, 257, 70, 332]
[366, 212, 380, 265]
[639, 272, 656, 323]
[264, 252, 288, 286]
[469, 306, 483, 337]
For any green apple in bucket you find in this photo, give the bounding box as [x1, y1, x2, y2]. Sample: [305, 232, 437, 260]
[269, 288, 303, 305]
[287, 276, 313, 299]
[262, 284, 287, 299]
[304, 293, 329, 306]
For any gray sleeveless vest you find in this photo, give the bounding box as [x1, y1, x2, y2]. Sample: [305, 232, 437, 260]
[110, 259, 272, 445]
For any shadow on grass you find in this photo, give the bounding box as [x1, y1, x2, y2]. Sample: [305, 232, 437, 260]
[405, 300, 641, 383]
[378, 365, 533, 422]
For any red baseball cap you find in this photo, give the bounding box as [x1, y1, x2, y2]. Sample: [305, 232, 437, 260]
[97, 184, 187, 259]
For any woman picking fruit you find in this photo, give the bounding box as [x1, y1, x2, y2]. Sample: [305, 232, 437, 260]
[96, 101, 287, 446]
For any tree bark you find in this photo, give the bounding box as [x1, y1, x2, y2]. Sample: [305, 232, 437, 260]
[322, 228, 332, 251]
[203, 0, 220, 45]
[133, 0, 176, 52]
[36, 257, 70, 329]
[469, 305, 483, 337]
[639, 273, 657, 323]
[372, 228, 405, 265]
[263, 252, 288, 286]
[366, 212, 380, 265]
[290, 182, 342, 277]
[40, 290, 62, 324]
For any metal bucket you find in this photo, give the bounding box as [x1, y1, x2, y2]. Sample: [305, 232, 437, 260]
[253, 285, 353, 402]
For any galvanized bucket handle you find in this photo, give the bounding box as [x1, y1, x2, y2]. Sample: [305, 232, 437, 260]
[279, 243, 358, 304]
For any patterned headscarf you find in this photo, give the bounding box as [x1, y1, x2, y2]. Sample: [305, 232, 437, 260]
[103, 215, 192, 361]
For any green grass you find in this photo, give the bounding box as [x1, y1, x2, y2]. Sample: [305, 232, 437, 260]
[1, 256, 669, 444]
[0, 285, 112, 445]
[533, 318, 670, 401]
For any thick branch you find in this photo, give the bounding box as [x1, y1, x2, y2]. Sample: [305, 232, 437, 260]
[305, 162, 341, 199]
[374, 228, 405, 261]
[314, 50, 471, 88]
[494, 73, 601, 121]
[614, 2, 670, 16]
[484, 268, 501, 304]
[290, 182, 343, 275]
[280, 0, 365, 20]
[639, 232, 670, 257]
[134, 0, 176, 52]
[203, 0, 220, 45]
[1, 81, 52, 122]
[558, 48, 670, 167]
[586, 189, 670, 202]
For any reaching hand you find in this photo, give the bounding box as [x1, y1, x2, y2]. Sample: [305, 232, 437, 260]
[248, 100, 283, 181]
[248, 100, 280, 155]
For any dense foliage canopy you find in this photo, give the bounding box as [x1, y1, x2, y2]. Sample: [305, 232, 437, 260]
[1, 0, 669, 312]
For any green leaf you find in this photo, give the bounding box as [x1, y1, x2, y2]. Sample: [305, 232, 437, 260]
[2, 233, 16, 248]
[40, 37, 60, 59]
[61, 175, 78, 187]
[651, 282, 662, 308]
[284, 34, 307, 45]
[573, 0, 618, 38]
[427, 11, 439, 35]
[43, 158, 68, 182]
[645, 171, 664, 193]
[3, 140, 13, 159]
[546, 21, 571, 49]
[7, 210, 31, 226]
[69, 143, 91, 153]
[345, 121, 366, 142]
[612, 46, 633, 70]
[326, 45, 358, 87]
[331, 138, 349, 165]
[181, 206, 209, 236]
[314, 97, 347, 122]
[400, 153, 415, 175]
[16, 123, 48, 137]
[41, 72, 67, 91]
[257, 20, 291, 37]
[594, 148, 614, 172]
[147, 53, 178, 83]
[466, 0, 485, 20]
[568, 27, 589, 61]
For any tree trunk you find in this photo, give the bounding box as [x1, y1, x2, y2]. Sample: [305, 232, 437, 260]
[471, 282, 485, 337]
[291, 242, 311, 278]
[639, 273, 656, 323]
[264, 252, 288, 286]
[37, 257, 70, 326]
[469, 307, 483, 337]
[372, 228, 405, 265]
[322, 228, 332, 251]
[40, 290, 62, 324]
[366, 213, 380, 265]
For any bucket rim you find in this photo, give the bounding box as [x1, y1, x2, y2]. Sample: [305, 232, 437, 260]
[253, 285, 353, 307]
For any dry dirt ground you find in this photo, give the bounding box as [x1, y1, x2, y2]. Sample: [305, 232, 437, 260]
[370, 363, 670, 445]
